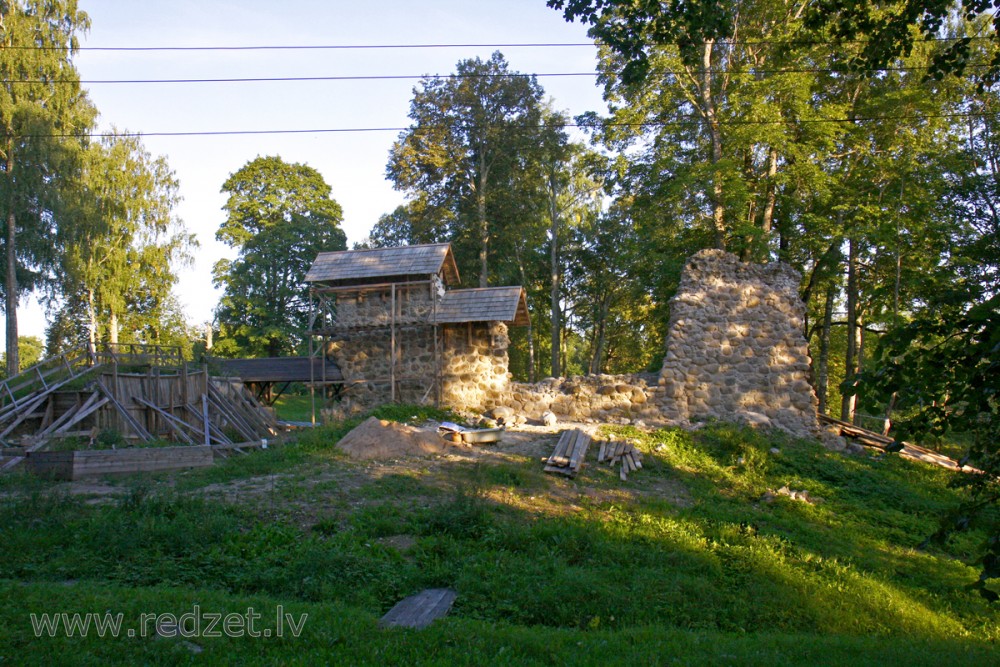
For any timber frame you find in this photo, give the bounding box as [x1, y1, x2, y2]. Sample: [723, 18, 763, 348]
[306, 279, 444, 422]
[0, 343, 276, 472]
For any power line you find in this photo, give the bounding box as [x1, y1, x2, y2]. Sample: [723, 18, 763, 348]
[9, 42, 598, 52]
[13, 72, 601, 85]
[11, 111, 994, 140]
[6, 63, 990, 86]
[4, 35, 993, 51]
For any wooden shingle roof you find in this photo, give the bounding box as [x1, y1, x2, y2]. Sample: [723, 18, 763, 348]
[436, 287, 530, 326]
[305, 243, 460, 286]
[214, 357, 343, 383]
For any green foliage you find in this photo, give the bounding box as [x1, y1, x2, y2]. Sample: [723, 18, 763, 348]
[0, 0, 97, 374]
[213, 155, 346, 358]
[386, 51, 547, 289]
[0, 335, 43, 377]
[52, 131, 194, 351]
[860, 289, 1000, 601]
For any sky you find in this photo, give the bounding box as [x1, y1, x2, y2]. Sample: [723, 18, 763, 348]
[11, 0, 607, 343]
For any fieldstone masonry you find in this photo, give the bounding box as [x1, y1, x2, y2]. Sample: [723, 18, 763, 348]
[656, 249, 820, 439]
[469, 249, 835, 446]
[323, 248, 837, 447]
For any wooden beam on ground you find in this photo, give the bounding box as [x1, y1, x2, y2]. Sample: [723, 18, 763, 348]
[379, 589, 457, 629]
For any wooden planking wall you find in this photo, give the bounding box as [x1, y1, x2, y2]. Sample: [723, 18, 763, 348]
[26, 446, 213, 480]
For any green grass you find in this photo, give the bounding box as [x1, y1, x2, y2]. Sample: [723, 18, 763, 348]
[1, 415, 997, 664]
[272, 393, 314, 422]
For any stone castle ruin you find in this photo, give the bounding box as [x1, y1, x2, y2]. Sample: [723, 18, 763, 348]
[306, 245, 829, 445]
[656, 250, 819, 439]
[304, 243, 529, 418]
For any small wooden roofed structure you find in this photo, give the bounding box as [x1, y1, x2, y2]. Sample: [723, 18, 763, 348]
[305, 242, 461, 287]
[213, 357, 343, 404]
[436, 287, 530, 326]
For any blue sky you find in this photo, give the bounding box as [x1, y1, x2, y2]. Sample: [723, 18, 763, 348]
[13, 0, 607, 341]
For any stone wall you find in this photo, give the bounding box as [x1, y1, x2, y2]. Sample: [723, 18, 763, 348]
[656, 249, 819, 438]
[325, 326, 439, 417]
[334, 283, 435, 328]
[484, 374, 665, 425]
[323, 318, 515, 420]
[322, 250, 832, 445]
[441, 322, 511, 409]
[461, 249, 830, 444]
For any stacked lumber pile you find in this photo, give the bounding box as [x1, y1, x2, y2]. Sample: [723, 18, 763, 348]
[543, 429, 592, 477]
[598, 437, 643, 481]
[818, 414, 900, 450]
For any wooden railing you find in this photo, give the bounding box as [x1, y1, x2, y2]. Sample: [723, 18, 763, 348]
[94, 343, 184, 369]
[0, 343, 185, 417]
[0, 348, 94, 416]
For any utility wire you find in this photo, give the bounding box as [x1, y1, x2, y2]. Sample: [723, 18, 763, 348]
[11, 111, 995, 140]
[5, 63, 991, 85]
[4, 35, 993, 51]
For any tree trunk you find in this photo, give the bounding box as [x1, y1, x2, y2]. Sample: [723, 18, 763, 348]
[477, 160, 489, 288]
[760, 147, 778, 252]
[701, 40, 726, 250]
[817, 285, 835, 415]
[109, 308, 119, 347]
[589, 297, 609, 375]
[841, 236, 861, 424]
[87, 288, 98, 361]
[516, 248, 535, 383]
[549, 174, 561, 378]
[5, 207, 18, 378]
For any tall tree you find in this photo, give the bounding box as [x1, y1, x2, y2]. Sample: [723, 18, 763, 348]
[0, 0, 95, 375]
[213, 155, 346, 358]
[387, 51, 546, 287]
[57, 131, 192, 352]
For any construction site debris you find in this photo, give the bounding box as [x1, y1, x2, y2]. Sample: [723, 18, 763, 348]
[597, 436, 644, 481]
[543, 428, 591, 477]
[337, 417, 452, 459]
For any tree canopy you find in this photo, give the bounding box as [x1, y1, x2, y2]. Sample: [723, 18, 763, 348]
[213, 155, 346, 358]
[387, 51, 547, 288]
[0, 0, 95, 373]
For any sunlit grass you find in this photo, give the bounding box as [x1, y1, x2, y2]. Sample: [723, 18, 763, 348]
[1, 414, 997, 663]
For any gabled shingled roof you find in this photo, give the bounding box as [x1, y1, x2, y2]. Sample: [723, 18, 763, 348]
[436, 287, 530, 326]
[214, 357, 343, 383]
[305, 243, 460, 286]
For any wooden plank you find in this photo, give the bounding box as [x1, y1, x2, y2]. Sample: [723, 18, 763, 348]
[551, 430, 578, 467]
[48, 393, 106, 436]
[132, 397, 196, 444]
[1, 456, 25, 472]
[184, 404, 233, 445]
[545, 430, 572, 467]
[379, 588, 457, 629]
[202, 394, 211, 445]
[207, 393, 257, 442]
[568, 433, 591, 473]
[94, 377, 153, 442]
[597, 440, 607, 463]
